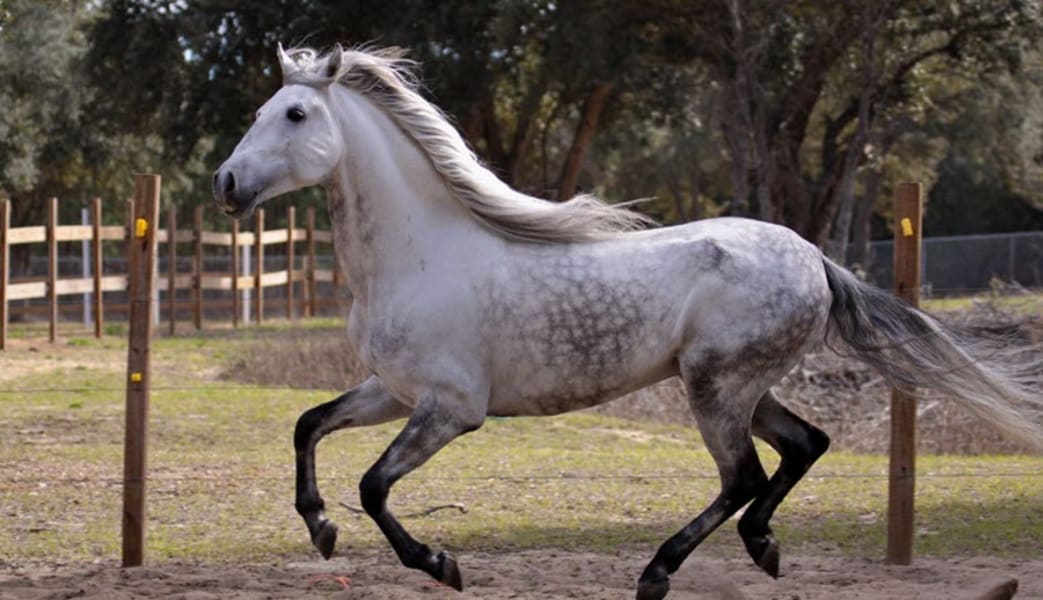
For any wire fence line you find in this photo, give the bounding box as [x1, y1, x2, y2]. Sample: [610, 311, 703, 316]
[4, 383, 1040, 486]
[3, 471, 1041, 486]
[862, 230, 1042, 294]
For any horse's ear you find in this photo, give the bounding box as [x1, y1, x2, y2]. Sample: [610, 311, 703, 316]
[277, 43, 297, 80]
[325, 44, 344, 80]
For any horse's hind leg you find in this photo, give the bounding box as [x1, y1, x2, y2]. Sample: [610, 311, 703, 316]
[636, 371, 769, 600]
[294, 375, 409, 559]
[738, 390, 830, 577]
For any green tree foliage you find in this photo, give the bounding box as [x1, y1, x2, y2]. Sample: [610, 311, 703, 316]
[5, 0, 1040, 258]
[0, 0, 90, 224]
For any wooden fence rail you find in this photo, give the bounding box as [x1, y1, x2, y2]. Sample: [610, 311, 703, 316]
[0, 199, 340, 349]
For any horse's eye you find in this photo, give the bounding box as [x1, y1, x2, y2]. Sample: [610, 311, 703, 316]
[287, 107, 306, 122]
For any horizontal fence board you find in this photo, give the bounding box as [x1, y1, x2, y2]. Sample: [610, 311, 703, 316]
[54, 277, 95, 296]
[200, 231, 232, 246]
[100, 275, 128, 292]
[156, 230, 196, 244]
[100, 225, 126, 240]
[313, 231, 333, 244]
[8, 225, 128, 244]
[8, 281, 47, 300]
[200, 275, 233, 290]
[55, 225, 93, 242]
[197, 274, 257, 290]
[156, 274, 194, 292]
[7, 226, 46, 245]
[261, 229, 288, 245]
[314, 269, 334, 283]
[259, 270, 288, 287]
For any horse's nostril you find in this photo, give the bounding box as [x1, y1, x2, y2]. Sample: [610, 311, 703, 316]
[224, 171, 236, 194]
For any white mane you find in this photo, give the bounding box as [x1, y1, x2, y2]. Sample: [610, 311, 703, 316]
[279, 45, 654, 244]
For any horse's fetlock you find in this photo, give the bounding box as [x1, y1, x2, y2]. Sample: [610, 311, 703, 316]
[295, 494, 325, 516]
[402, 543, 435, 571]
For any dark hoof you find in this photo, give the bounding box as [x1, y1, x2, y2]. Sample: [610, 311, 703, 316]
[635, 576, 670, 600]
[436, 550, 463, 591]
[312, 519, 338, 560]
[745, 534, 780, 578]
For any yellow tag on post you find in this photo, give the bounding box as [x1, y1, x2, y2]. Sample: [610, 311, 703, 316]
[900, 217, 914, 237]
[129, 372, 143, 383]
[135, 218, 149, 238]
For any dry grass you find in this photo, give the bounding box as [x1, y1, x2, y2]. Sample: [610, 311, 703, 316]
[0, 321, 1039, 568]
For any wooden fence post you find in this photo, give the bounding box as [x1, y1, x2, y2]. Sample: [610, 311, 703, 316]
[231, 219, 239, 328]
[286, 206, 295, 320]
[167, 205, 177, 336]
[306, 207, 316, 318]
[254, 209, 264, 324]
[886, 181, 922, 565]
[91, 198, 103, 338]
[193, 206, 203, 330]
[0, 201, 8, 350]
[48, 197, 58, 342]
[122, 173, 160, 567]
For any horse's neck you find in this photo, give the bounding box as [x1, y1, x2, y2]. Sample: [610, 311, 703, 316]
[325, 89, 496, 301]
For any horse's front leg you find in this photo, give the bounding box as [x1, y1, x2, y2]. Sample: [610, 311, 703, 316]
[359, 393, 484, 591]
[294, 375, 410, 558]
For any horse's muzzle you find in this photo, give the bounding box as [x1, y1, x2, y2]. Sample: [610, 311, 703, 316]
[212, 168, 257, 218]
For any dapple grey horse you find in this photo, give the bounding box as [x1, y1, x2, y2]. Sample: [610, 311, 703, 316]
[213, 45, 1042, 600]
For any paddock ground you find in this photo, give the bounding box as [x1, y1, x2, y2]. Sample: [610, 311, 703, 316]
[2, 550, 1039, 599]
[1, 303, 1040, 599]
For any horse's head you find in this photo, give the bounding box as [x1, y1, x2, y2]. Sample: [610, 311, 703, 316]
[213, 45, 346, 218]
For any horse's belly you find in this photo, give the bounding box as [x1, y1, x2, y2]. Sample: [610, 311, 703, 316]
[485, 328, 679, 417]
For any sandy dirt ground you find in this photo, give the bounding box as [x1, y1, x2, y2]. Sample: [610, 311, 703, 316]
[1, 548, 1037, 599]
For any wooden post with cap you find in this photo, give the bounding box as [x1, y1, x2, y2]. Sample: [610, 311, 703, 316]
[122, 173, 160, 567]
[886, 181, 922, 565]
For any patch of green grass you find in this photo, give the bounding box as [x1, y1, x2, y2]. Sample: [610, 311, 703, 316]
[0, 319, 1040, 567]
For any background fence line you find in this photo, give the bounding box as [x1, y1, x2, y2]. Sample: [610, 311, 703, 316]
[0, 199, 344, 349]
[2, 198, 1041, 350]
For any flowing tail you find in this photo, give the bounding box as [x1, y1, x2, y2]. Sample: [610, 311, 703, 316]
[822, 258, 1043, 449]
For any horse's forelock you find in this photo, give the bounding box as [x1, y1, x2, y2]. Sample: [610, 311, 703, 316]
[278, 44, 416, 91]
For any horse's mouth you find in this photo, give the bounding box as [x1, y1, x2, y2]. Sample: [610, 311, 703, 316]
[217, 191, 260, 219]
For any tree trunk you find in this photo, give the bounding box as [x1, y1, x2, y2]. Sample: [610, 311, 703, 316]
[460, 103, 484, 153]
[664, 168, 689, 223]
[721, 99, 750, 216]
[481, 94, 509, 181]
[555, 82, 613, 201]
[825, 13, 877, 254]
[507, 70, 550, 187]
[849, 166, 880, 272]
